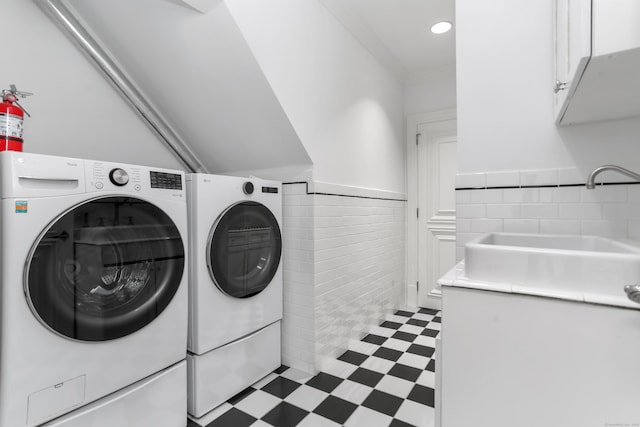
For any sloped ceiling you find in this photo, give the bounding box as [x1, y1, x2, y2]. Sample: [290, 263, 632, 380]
[320, 0, 455, 79]
[163, 0, 223, 14]
[63, 0, 311, 175]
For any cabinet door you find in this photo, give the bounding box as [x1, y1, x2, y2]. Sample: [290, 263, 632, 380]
[554, 0, 591, 121]
[592, 0, 640, 56]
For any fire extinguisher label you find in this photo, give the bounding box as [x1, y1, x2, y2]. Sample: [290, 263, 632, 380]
[0, 112, 24, 138]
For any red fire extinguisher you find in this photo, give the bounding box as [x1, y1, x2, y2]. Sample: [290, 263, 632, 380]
[1, 85, 32, 152]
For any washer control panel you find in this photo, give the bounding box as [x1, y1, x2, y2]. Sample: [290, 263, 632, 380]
[150, 171, 182, 190]
[90, 163, 141, 190]
[109, 168, 129, 186]
[86, 161, 184, 198]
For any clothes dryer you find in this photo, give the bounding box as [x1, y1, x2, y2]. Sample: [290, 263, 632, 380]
[186, 173, 282, 418]
[0, 152, 188, 427]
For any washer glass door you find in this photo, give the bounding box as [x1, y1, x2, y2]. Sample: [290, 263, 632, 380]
[208, 202, 282, 298]
[26, 196, 185, 341]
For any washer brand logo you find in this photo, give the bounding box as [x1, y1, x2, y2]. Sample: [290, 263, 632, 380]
[66, 162, 78, 167]
[15, 201, 28, 213]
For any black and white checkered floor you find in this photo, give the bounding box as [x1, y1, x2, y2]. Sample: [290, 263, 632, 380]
[188, 308, 441, 427]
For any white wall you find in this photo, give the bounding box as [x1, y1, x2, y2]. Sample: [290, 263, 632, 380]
[456, 0, 640, 176]
[1, 0, 184, 170]
[226, 0, 406, 195]
[16, 0, 405, 193]
[313, 192, 405, 368]
[282, 184, 405, 374]
[404, 65, 457, 116]
[455, 0, 640, 256]
[281, 184, 316, 374]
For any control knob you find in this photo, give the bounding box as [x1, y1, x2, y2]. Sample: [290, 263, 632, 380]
[243, 181, 254, 195]
[109, 168, 129, 186]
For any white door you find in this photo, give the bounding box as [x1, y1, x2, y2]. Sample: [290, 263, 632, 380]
[417, 119, 457, 308]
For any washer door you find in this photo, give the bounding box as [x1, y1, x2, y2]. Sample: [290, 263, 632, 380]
[26, 196, 185, 341]
[207, 201, 282, 298]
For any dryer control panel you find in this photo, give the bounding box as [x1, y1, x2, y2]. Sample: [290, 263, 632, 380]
[262, 186, 279, 194]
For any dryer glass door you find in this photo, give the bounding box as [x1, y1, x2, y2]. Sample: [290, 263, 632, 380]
[26, 196, 185, 341]
[208, 201, 282, 298]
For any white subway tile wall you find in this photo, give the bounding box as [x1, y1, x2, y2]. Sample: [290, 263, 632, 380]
[558, 167, 583, 185]
[520, 169, 558, 187]
[455, 172, 486, 189]
[282, 184, 316, 375]
[313, 193, 405, 371]
[455, 182, 640, 260]
[486, 170, 520, 188]
[282, 184, 405, 374]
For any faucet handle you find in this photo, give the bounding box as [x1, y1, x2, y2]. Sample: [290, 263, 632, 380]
[624, 284, 640, 304]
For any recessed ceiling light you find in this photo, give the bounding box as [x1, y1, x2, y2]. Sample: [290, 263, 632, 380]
[430, 21, 452, 34]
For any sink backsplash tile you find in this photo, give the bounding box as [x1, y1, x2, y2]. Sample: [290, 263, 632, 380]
[455, 168, 640, 261]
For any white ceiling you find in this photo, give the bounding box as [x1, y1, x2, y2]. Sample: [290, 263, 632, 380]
[319, 0, 456, 81]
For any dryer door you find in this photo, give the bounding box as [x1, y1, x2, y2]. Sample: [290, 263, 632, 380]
[207, 201, 282, 298]
[25, 196, 185, 341]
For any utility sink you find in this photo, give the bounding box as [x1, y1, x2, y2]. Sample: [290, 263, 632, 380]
[463, 233, 640, 303]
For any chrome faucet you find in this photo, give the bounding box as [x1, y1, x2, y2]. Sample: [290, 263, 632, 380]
[586, 165, 640, 189]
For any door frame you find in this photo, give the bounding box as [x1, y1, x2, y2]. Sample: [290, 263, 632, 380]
[406, 109, 457, 308]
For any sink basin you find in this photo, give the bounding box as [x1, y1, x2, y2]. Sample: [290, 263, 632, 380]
[463, 232, 640, 303]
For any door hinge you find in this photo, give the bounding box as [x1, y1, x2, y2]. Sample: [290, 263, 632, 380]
[416, 208, 419, 218]
[417, 281, 419, 291]
[416, 133, 421, 145]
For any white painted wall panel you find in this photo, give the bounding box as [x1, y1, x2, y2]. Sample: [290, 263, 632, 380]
[226, 0, 405, 194]
[2, 0, 183, 169]
[456, 0, 640, 175]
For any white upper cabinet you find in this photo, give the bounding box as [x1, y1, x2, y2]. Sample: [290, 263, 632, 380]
[554, 0, 591, 119]
[555, 0, 640, 125]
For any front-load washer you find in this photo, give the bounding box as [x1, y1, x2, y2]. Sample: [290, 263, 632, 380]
[0, 151, 188, 427]
[186, 173, 282, 418]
